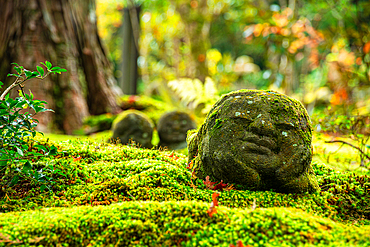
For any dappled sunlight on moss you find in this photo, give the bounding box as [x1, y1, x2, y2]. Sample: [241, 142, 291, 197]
[1, 137, 370, 246]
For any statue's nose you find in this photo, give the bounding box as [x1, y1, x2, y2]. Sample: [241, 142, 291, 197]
[249, 113, 276, 137]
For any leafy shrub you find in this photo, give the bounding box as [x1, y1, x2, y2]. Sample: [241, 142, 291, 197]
[0, 61, 66, 191]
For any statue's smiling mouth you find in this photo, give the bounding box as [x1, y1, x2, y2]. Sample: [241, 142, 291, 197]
[241, 135, 278, 154]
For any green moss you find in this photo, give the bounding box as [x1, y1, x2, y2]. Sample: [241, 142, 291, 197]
[0, 201, 369, 247]
[0, 137, 370, 246]
[119, 95, 174, 125]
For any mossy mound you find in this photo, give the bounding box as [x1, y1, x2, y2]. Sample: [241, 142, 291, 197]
[118, 95, 174, 125]
[157, 110, 197, 150]
[0, 138, 369, 246]
[1, 201, 369, 247]
[110, 110, 154, 148]
[82, 95, 173, 133]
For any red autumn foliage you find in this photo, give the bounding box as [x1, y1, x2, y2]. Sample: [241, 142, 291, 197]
[168, 152, 179, 160]
[203, 176, 217, 189]
[73, 156, 82, 162]
[229, 240, 249, 247]
[207, 192, 219, 217]
[186, 160, 193, 170]
[213, 180, 228, 191]
[203, 176, 232, 191]
[127, 95, 138, 104]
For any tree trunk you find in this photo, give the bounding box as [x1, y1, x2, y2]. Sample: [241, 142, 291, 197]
[0, 0, 121, 134]
[120, 7, 140, 95]
[170, 0, 211, 82]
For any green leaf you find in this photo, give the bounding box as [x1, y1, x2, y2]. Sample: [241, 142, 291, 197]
[36, 66, 45, 77]
[13, 67, 21, 74]
[48, 145, 58, 156]
[46, 61, 52, 70]
[11, 62, 20, 67]
[24, 70, 33, 78]
[51, 66, 61, 71]
[34, 144, 48, 153]
[16, 147, 24, 156]
[29, 91, 34, 100]
[15, 101, 26, 108]
[27, 73, 38, 80]
[9, 175, 20, 187]
[0, 160, 7, 168]
[7, 73, 21, 78]
[56, 171, 67, 177]
[51, 68, 67, 73]
[40, 184, 47, 192]
[22, 161, 32, 173]
[9, 99, 18, 109]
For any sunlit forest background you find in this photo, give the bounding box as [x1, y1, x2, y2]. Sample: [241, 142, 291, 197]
[96, 0, 370, 119]
[2, 2, 370, 244]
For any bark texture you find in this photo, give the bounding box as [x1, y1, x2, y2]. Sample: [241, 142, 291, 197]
[0, 0, 121, 134]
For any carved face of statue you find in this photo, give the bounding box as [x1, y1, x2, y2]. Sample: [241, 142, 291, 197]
[158, 111, 197, 144]
[188, 90, 317, 193]
[112, 111, 153, 149]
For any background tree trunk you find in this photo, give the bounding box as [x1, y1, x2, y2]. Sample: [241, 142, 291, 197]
[120, 6, 140, 95]
[0, 0, 121, 134]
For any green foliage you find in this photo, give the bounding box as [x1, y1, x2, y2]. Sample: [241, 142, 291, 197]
[167, 77, 220, 116]
[96, 0, 370, 117]
[83, 113, 118, 133]
[0, 61, 66, 191]
[313, 111, 370, 169]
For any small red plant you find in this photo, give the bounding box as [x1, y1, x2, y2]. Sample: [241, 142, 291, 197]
[203, 176, 233, 191]
[127, 95, 138, 104]
[229, 240, 247, 247]
[168, 152, 179, 160]
[186, 160, 193, 170]
[203, 176, 217, 189]
[213, 180, 228, 190]
[207, 192, 219, 217]
[73, 156, 82, 162]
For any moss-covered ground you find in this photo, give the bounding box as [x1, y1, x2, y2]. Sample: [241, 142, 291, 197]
[0, 133, 369, 246]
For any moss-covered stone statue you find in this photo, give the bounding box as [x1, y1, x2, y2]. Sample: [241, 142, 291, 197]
[110, 110, 154, 149]
[157, 111, 197, 150]
[187, 89, 319, 193]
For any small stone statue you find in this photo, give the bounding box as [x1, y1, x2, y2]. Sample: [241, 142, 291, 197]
[111, 110, 154, 149]
[157, 111, 197, 150]
[187, 89, 319, 193]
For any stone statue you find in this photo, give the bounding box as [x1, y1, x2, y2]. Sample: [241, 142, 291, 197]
[111, 110, 154, 149]
[187, 89, 319, 193]
[157, 111, 197, 150]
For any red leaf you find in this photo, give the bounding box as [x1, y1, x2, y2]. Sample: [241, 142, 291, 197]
[186, 160, 193, 170]
[229, 240, 246, 247]
[207, 192, 220, 217]
[203, 176, 217, 189]
[212, 191, 219, 207]
[73, 156, 82, 161]
[237, 240, 246, 247]
[168, 152, 179, 160]
[128, 95, 138, 104]
[207, 205, 217, 217]
[203, 176, 233, 191]
[213, 180, 228, 191]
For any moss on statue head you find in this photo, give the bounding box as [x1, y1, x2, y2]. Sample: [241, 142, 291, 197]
[188, 89, 318, 193]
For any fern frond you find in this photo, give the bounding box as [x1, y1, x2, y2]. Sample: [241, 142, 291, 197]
[167, 77, 220, 115]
